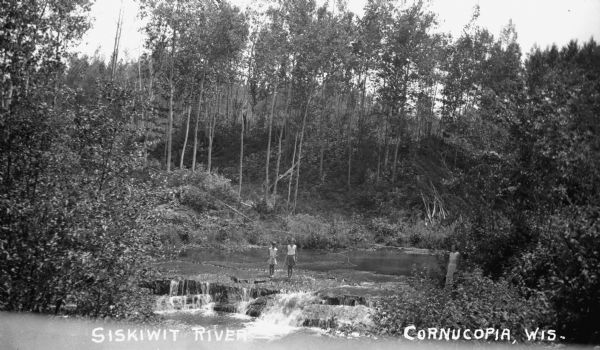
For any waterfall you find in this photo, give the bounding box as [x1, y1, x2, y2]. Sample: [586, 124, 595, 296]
[155, 280, 251, 316]
[153, 280, 374, 340]
[156, 280, 214, 314]
[236, 287, 250, 314]
[243, 292, 321, 340]
[258, 292, 318, 326]
[169, 280, 178, 296]
[155, 294, 214, 313]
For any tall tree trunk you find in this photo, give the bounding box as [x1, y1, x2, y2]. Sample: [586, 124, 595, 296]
[208, 87, 222, 173]
[318, 81, 327, 183]
[205, 92, 211, 172]
[273, 121, 285, 198]
[180, 102, 191, 169]
[318, 139, 326, 183]
[273, 82, 291, 198]
[238, 100, 245, 197]
[392, 66, 410, 181]
[232, 85, 240, 126]
[264, 81, 278, 202]
[239, 37, 255, 196]
[192, 77, 205, 172]
[357, 76, 367, 183]
[376, 140, 381, 185]
[430, 82, 437, 137]
[225, 82, 231, 122]
[287, 131, 298, 208]
[207, 95, 214, 173]
[167, 79, 174, 172]
[392, 136, 400, 182]
[347, 93, 353, 191]
[143, 57, 155, 166]
[137, 53, 143, 128]
[383, 106, 391, 171]
[166, 26, 176, 172]
[53, 18, 62, 108]
[110, 5, 123, 82]
[293, 93, 313, 211]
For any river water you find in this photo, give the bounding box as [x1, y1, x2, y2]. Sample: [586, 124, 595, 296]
[0, 249, 486, 348]
[150, 247, 447, 341]
[180, 246, 445, 277]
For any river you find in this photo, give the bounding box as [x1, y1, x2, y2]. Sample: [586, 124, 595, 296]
[149, 246, 447, 341]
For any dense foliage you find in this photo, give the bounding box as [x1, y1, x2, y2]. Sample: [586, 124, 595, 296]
[451, 40, 600, 343]
[1, 0, 598, 343]
[0, 1, 161, 318]
[373, 271, 555, 342]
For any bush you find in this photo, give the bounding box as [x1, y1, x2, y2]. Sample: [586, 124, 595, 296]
[449, 209, 518, 277]
[373, 270, 555, 342]
[510, 205, 600, 343]
[246, 227, 262, 245]
[407, 220, 458, 249]
[331, 216, 370, 247]
[165, 169, 238, 205]
[0, 83, 162, 319]
[284, 214, 358, 249]
[179, 185, 215, 212]
[370, 217, 402, 243]
[155, 224, 187, 247]
[369, 217, 456, 249]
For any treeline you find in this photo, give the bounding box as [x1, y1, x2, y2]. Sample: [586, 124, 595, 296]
[112, 0, 529, 211]
[1, 0, 599, 343]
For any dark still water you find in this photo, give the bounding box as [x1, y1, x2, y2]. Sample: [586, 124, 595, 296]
[180, 247, 446, 277]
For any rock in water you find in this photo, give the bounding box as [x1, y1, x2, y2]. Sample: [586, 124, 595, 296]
[246, 297, 268, 317]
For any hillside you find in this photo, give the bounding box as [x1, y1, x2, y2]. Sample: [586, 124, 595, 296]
[152, 135, 479, 253]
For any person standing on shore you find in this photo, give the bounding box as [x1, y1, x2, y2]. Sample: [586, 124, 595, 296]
[268, 241, 278, 278]
[285, 238, 297, 279]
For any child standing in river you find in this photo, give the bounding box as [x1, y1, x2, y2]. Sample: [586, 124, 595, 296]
[285, 238, 297, 279]
[268, 241, 278, 278]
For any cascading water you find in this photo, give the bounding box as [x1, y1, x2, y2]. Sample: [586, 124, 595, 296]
[155, 280, 214, 314]
[235, 288, 250, 314]
[153, 280, 373, 341]
[243, 292, 322, 340]
[155, 280, 252, 316]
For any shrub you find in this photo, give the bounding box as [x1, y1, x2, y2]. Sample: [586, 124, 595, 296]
[284, 214, 353, 249]
[246, 227, 262, 245]
[449, 209, 516, 277]
[179, 185, 214, 212]
[330, 216, 369, 247]
[407, 220, 458, 249]
[0, 83, 163, 319]
[369, 217, 456, 249]
[253, 197, 276, 215]
[155, 224, 186, 247]
[373, 270, 555, 342]
[370, 217, 401, 244]
[511, 205, 600, 343]
[165, 169, 238, 205]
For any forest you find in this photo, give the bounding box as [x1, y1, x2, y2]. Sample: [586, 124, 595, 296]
[1, 0, 599, 345]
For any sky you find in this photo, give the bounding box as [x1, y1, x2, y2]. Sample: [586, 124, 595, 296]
[75, 0, 600, 60]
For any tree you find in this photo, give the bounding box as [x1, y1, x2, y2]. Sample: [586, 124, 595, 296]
[1, 1, 163, 317]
